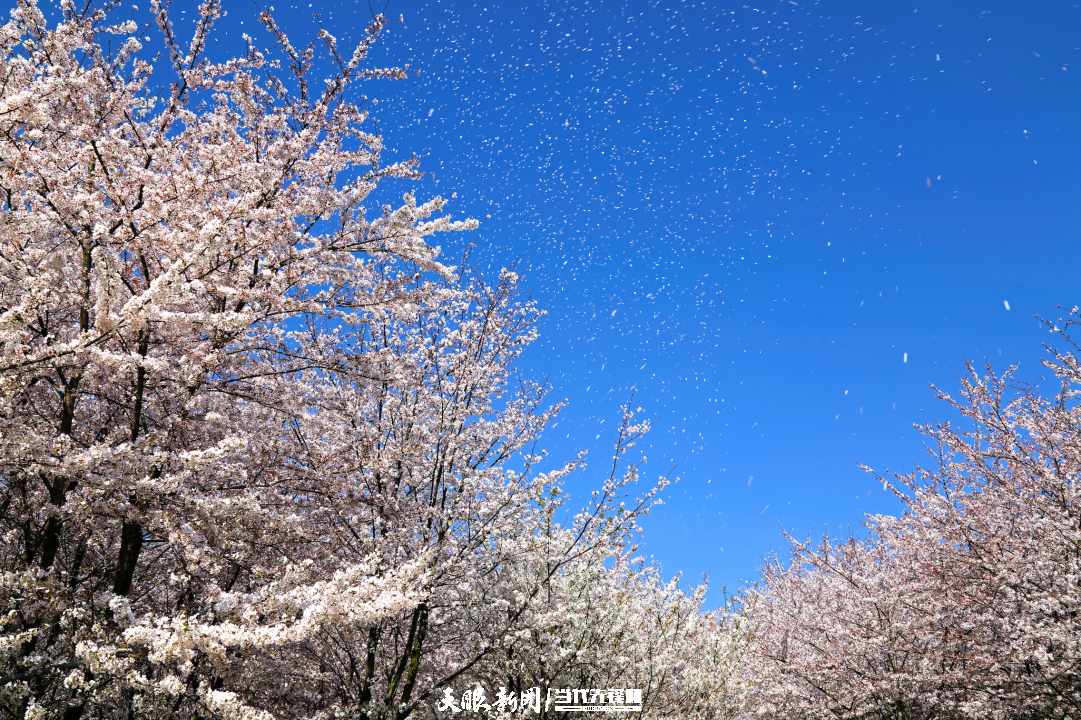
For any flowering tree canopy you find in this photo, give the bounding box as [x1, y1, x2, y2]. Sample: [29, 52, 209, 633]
[0, 0, 459, 715]
[741, 310, 1081, 720]
[0, 2, 744, 719]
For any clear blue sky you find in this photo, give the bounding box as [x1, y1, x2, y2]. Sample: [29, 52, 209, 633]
[180, 0, 1080, 598]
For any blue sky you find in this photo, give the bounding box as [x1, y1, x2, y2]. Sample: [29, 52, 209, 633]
[175, 0, 1079, 598]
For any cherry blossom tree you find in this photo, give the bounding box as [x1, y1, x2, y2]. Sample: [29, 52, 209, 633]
[227, 271, 670, 720]
[470, 548, 755, 720]
[0, 3, 727, 719]
[742, 531, 975, 719]
[741, 308, 1081, 720]
[0, 0, 464, 715]
[427, 407, 755, 720]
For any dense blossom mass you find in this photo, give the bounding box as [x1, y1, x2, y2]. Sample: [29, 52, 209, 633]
[0, 2, 747, 719]
[741, 311, 1081, 720]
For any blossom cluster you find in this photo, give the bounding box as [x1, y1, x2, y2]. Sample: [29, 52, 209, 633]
[735, 310, 1081, 720]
